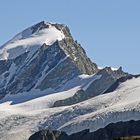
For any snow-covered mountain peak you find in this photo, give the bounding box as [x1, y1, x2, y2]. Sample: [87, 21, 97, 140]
[0, 21, 98, 97]
[0, 21, 65, 60]
[5, 21, 61, 42]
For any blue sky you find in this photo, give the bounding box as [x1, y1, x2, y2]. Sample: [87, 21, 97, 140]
[0, 0, 140, 74]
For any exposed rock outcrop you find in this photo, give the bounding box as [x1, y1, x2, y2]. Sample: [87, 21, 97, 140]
[28, 120, 140, 140]
[53, 67, 129, 107]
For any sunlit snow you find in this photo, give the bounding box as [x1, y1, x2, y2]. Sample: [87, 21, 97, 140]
[0, 76, 140, 140]
[0, 24, 65, 60]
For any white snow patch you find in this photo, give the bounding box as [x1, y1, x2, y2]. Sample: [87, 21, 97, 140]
[98, 66, 118, 71]
[0, 25, 65, 60]
[59, 74, 101, 91]
[98, 66, 104, 70]
[111, 67, 118, 71]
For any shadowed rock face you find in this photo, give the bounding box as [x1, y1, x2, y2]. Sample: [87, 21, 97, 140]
[28, 129, 68, 140]
[115, 136, 140, 140]
[53, 67, 129, 107]
[0, 21, 98, 98]
[85, 67, 128, 97]
[28, 120, 140, 140]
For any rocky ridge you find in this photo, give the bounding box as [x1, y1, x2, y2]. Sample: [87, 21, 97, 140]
[0, 21, 98, 99]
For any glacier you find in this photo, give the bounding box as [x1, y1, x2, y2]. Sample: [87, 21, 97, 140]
[0, 77, 140, 140]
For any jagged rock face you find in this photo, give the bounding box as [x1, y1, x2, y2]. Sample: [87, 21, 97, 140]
[51, 22, 98, 75]
[53, 67, 128, 107]
[85, 67, 128, 96]
[0, 21, 98, 98]
[28, 120, 140, 140]
[28, 129, 68, 140]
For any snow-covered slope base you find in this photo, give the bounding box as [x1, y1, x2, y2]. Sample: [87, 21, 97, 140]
[0, 74, 100, 140]
[0, 77, 140, 140]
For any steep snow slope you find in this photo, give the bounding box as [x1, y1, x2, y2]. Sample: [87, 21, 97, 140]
[0, 76, 140, 140]
[0, 22, 65, 60]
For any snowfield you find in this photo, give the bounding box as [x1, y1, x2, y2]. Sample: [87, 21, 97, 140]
[0, 76, 140, 140]
[0, 74, 100, 140]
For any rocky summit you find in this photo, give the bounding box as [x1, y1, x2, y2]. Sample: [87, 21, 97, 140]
[0, 21, 98, 98]
[0, 21, 140, 140]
